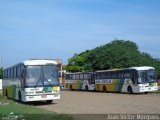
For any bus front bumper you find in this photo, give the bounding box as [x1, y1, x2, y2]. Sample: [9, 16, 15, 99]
[138, 86, 158, 93]
[24, 93, 60, 102]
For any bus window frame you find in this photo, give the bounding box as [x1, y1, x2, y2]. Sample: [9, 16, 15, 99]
[130, 69, 138, 84]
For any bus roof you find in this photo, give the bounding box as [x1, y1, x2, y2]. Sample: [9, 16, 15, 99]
[130, 66, 155, 71]
[95, 69, 127, 73]
[95, 66, 155, 73]
[3, 59, 58, 70]
[23, 59, 58, 66]
[65, 72, 94, 74]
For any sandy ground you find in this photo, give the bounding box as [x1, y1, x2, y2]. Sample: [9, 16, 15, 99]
[37, 90, 160, 114]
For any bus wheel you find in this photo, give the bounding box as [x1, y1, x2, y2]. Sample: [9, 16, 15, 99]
[85, 85, 88, 91]
[6, 90, 8, 98]
[70, 85, 73, 90]
[145, 92, 148, 94]
[18, 91, 22, 102]
[128, 86, 133, 94]
[103, 86, 107, 92]
[46, 100, 53, 104]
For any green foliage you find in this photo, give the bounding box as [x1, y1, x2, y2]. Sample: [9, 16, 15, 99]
[66, 54, 85, 72]
[66, 39, 160, 78]
[0, 68, 2, 79]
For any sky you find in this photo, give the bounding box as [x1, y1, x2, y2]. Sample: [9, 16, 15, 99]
[0, 0, 160, 67]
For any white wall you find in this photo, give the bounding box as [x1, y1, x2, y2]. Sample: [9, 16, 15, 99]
[0, 79, 2, 90]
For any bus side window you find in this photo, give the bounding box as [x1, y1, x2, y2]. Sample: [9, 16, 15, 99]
[80, 74, 83, 80]
[101, 72, 105, 79]
[124, 71, 130, 78]
[91, 74, 95, 84]
[117, 71, 123, 79]
[75, 74, 80, 80]
[72, 74, 76, 79]
[111, 72, 117, 79]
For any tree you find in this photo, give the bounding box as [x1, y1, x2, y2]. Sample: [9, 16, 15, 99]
[66, 54, 85, 72]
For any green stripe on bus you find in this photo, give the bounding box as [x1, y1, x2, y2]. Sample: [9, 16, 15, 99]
[43, 87, 52, 92]
[114, 79, 125, 92]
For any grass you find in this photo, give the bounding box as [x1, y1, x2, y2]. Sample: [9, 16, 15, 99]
[0, 94, 73, 120]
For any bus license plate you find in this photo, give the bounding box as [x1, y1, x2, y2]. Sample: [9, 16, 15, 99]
[41, 95, 47, 98]
[148, 88, 151, 90]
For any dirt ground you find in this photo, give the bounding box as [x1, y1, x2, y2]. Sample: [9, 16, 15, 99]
[37, 90, 160, 114]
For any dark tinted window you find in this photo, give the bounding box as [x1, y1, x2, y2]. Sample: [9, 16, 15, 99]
[111, 72, 117, 79]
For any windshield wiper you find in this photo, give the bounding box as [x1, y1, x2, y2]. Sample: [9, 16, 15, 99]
[34, 77, 42, 88]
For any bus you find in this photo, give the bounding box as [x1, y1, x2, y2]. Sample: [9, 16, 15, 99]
[2, 59, 60, 103]
[95, 66, 158, 93]
[65, 72, 95, 91]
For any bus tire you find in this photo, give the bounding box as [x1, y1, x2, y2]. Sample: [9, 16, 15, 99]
[128, 86, 133, 94]
[18, 91, 22, 102]
[46, 100, 53, 104]
[103, 86, 107, 92]
[70, 85, 73, 90]
[145, 92, 148, 94]
[6, 90, 8, 98]
[85, 85, 88, 91]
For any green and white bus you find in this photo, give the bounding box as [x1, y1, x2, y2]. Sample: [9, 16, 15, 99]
[95, 66, 158, 93]
[65, 72, 95, 91]
[3, 59, 60, 103]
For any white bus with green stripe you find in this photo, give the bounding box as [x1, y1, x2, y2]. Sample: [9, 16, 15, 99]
[3, 59, 60, 103]
[65, 72, 95, 91]
[95, 66, 158, 93]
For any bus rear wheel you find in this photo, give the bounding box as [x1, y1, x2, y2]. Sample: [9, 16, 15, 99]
[6, 90, 8, 98]
[18, 91, 22, 102]
[85, 85, 88, 91]
[70, 85, 73, 90]
[103, 86, 107, 92]
[128, 86, 133, 94]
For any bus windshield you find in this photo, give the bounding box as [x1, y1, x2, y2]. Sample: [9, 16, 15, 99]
[25, 65, 59, 87]
[138, 69, 156, 84]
